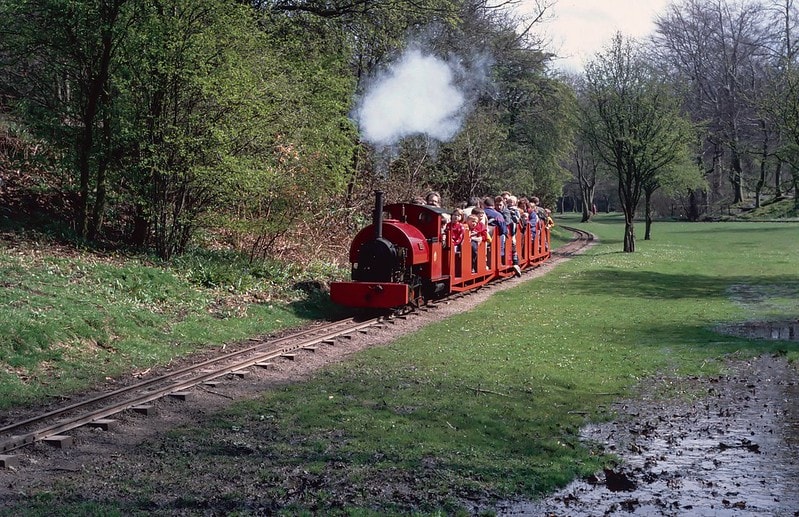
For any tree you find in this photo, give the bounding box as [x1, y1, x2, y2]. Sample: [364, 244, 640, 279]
[771, 66, 799, 208]
[658, 152, 709, 222]
[653, 0, 772, 209]
[571, 138, 600, 222]
[433, 1, 576, 205]
[118, 0, 357, 258]
[762, 0, 799, 207]
[581, 33, 694, 252]
[0, 0, 132, 239]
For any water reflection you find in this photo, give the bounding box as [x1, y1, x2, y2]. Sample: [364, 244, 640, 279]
[717, 320, 799, 342]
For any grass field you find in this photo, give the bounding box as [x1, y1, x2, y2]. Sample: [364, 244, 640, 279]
[2, 215, 799, 515]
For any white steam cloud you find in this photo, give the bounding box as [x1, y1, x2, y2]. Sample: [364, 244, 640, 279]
[356, 49, 467, 146]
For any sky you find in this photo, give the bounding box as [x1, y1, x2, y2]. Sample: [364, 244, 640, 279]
[539, 0, 673, 72]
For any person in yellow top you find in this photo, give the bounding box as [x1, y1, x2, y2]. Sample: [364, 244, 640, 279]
[544, 208, 555, 229]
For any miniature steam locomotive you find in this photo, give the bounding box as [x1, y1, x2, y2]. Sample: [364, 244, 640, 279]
[330, 191, 551, 309]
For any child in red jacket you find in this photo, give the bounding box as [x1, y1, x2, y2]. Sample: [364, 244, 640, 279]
[466, 213, 490, 272]
[446, 208, 465, 251]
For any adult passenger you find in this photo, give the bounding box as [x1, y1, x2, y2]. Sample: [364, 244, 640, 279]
[482, 197, 507, 266]
[463, 196, 482, 216]
[528, 196, 541, 240]
[505, 195, 522, 276]
[425, 191, 442, 207]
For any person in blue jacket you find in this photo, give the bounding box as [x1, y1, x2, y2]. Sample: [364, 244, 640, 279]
[482, 196, 507, 267]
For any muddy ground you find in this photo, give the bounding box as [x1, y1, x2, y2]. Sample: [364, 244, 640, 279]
[499, 354, 799, 516]
[1, 240, 799, 515]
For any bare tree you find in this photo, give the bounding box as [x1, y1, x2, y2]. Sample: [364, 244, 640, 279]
[570, 137, 599, 222]
[653, 0, 771, 209]
[762, 0, 799, 203]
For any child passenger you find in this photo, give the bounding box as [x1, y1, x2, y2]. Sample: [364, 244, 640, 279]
[445, 208, 465, 251]
[545, 208, 555, 229]
[466, 213, 490, 273]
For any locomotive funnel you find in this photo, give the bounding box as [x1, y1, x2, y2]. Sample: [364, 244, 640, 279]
[373, 190, 384, 240]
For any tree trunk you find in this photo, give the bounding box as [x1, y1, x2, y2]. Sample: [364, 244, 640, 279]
[775, 161, 782, 198]
[731, 147, 744, 204]
[90, 160, 107, 240]
[794, 176, 799, 210]
[644, 191, 652, 240]
[76, 110, 96, 240]
[624, 216, 636, 252]
[755, 120, 767, 209]
[687, 189, 700, 221]
[75, 15, 116, 240]
[580, 184, 595, 222]
[131, 205, 149, 247]
[89, 95, 112, 240]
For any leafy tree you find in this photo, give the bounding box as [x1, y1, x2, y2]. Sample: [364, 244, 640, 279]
[658, 151, 709, 222]
[0, 0, 132, 239]
[419, 1, 576, 205]
[581, 33, 694, 252]
[434, 106, 507, 202]
[113, 1, 357, 259]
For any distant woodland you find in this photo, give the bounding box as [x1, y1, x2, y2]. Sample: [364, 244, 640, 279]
[1, 0, 797, 259]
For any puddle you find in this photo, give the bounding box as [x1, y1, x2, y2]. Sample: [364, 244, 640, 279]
[496, 355, 799, 516]
[717, 320, 799, 342]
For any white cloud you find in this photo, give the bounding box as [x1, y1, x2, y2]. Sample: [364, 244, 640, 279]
[541, 0, 672, 72]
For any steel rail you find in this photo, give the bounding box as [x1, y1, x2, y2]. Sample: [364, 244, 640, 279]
[0, 317, 369, 436]
[0, 226, 593, 456]
[0, 316, 384, 454]
[557, 225, 595, 255]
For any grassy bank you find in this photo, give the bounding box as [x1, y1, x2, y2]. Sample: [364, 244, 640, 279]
[0, 241, 343, 409]
[3, 216, 799, 515]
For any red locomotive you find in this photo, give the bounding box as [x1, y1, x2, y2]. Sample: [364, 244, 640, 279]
[330, 191, 551, 309]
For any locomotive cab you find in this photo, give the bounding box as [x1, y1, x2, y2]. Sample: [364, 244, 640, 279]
[331, 191, 431, 309]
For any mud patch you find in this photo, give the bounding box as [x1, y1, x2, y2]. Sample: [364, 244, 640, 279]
[727, 284, 799, 313]
[498, 355, 799, 516]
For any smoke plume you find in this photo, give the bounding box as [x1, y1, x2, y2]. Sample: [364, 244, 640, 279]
[355, 48, 468, 147]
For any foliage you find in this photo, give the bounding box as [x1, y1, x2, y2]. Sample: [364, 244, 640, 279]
[0, 0, 359, 259]
[658, 149, 708, 198]
[439, 8, 577, 205]
[116, 0, 358, 259]
[0, 0, 133, 239]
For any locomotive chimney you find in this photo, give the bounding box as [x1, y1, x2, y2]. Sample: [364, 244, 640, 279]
[373, 190, 384, 240]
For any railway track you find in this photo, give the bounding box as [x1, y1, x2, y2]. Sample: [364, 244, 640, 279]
[557, 225, 595, 256]
[0, 316, 396, 457]
[0, 225, 594, 464]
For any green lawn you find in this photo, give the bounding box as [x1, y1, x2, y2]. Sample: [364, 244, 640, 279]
[2, 215, 799, 516]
